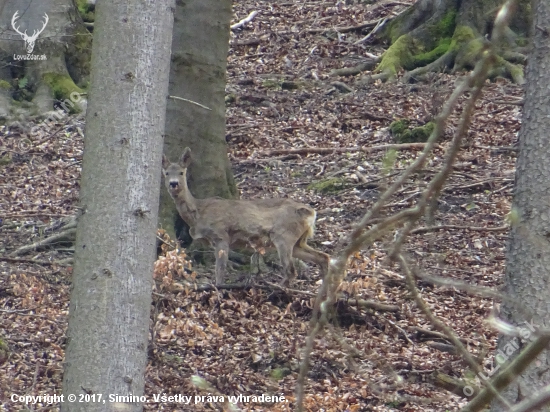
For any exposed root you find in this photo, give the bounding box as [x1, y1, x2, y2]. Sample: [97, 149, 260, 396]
[402, 49, 456, 83]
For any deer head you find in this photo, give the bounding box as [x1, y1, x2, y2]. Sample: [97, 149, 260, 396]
[12, 11, 49, 54]
[161, 148, 330, 286]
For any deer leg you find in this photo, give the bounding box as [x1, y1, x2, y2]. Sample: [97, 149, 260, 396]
[274, 240, 297, 286]
[214, 239, 230, 286]
[292, 244, 330, 278]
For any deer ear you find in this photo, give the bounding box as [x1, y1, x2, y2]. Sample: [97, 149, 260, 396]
[161, 154, 170, 170]
[180, 147, 192, 167]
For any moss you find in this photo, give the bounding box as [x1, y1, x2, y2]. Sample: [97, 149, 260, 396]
[515, 36, 529, 47]
[389, 119, 409, 135]
[430, 10, 457, 39]
[67, 27, 93, 87]
[163, 354, 183, 364]
[377, 35, 417, 77]
[450, 25, 476, 52]
[413, 38, 451, 67]
[75, 0, 94, 22]
[0, 337, 7, 364]
[270, 367, 291, 380]
[391, 121, 434, 143]
[506, 62, 524, 84]
[0, 80, 11, 90]
[307, 178, 345, 194]
[0, 153, 12, 167]
[262, 79, 280, 89]
[42, 73, 83, 102]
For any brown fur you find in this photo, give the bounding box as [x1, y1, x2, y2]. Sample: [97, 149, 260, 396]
[162, 148, 330, 286]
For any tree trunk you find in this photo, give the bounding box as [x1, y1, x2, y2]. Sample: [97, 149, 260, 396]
[158, 0, 237, 242]
[61, 0, 173, 411]
[373, 0, 530, 83]
[491, 1, 550, 410]
[0, 0, 91, 123]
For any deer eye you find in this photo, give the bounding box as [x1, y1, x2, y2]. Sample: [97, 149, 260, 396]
[180, 172, 184, 175]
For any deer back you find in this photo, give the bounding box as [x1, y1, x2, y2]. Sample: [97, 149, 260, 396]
[191, 197, 315, 246]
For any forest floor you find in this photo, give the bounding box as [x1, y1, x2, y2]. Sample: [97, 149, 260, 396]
[0, 0, 524, 411]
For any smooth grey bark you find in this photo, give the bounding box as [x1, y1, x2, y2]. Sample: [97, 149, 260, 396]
[61, 0, 174, 411]
[158, 0, 237, 242]
[0, 0, 90, 122]
[491, 1, 550, 410]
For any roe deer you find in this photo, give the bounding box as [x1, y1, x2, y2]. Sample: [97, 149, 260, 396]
[162, 148, 330, 286]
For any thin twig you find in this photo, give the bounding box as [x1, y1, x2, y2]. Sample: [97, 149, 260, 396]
[168, 95, 212, 111]
[231, 11, 258, 30]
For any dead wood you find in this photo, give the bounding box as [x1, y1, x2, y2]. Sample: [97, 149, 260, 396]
[330, 60, 378, 77]
[0, 256, 70, 266]
[346, 298, 399, 312]
[431, 372, 476, 398]
[259, 143, 428, 156]
[304, 19, 378, 34]
[411, 224, 509, 234]
[9, 227, 77, 257]
[412, 326, 468, 343]
[231, 11, 258, 30]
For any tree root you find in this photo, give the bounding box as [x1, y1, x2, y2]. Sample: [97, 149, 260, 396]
[402, 50, 456, 83]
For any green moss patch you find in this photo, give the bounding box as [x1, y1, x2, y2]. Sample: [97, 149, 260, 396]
[42, 73, 83, 101]
[390, 120, 434, 143]
[75, 0, 95, 22]
[307, 178, 346, 194]
[377, 35, 417, 77]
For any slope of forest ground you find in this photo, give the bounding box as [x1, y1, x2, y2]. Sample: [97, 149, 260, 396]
[0, 0, 523, 411]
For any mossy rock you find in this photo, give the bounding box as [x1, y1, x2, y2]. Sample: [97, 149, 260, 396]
[307, 178, 345, 193]
[390, 120, 434, 143]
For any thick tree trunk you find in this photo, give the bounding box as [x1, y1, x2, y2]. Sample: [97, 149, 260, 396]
[0, 0, 91, 123]
[374, 0, 530, 83]
[158, 0, 237, 242]
[61, 1, 174, 411]
[490, 1, 550, 410]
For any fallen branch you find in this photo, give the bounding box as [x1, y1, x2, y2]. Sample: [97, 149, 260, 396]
[231, 11, 258, 31]
[9, 228, 76, 257]
[304, 19, 378, 34]
[492, 99, 524, 106]
[329, 60, 379, 77]
[2, 212, 72, 219]
[0, 256, 70, 266]
[432, 372, 477, 398]
[259, 143, 428, 156]
[411, 224, 509, 234]
[413, 326, 468, 344]
[347, 298, 399, 312]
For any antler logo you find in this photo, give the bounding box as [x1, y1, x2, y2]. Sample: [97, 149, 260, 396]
[11, 11, 49, 54]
